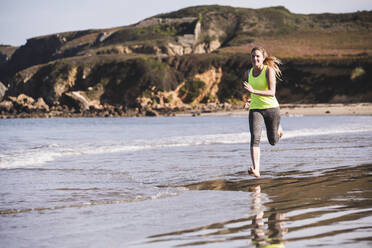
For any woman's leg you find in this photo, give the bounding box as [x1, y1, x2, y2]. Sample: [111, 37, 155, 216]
[249, 110, 264, 177]
[263, 107, 282, 146]
[250, 146, 261, 177]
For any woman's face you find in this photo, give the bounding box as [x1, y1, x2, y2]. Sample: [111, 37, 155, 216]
[251, 50, 264, 68]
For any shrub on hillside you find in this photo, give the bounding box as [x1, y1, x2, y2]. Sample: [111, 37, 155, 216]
[179, 79, 206, 103]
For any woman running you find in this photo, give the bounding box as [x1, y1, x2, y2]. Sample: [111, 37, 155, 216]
[243, 47, 283, 177]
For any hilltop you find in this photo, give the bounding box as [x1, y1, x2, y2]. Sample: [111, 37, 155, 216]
[0, 5, 371, 118]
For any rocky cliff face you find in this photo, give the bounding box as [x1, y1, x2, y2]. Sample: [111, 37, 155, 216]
[0, 5, 371, 118]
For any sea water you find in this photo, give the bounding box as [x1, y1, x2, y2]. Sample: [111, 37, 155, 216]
[0, 115, 371, 247]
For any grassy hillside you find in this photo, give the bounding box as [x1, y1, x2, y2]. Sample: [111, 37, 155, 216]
[156, 5, 372, 57]
[2, 5, 371, 78]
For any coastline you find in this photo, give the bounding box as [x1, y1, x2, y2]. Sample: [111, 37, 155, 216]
[1, 103, 371, 119]
[176, 103, 372, 117]
[280, 103, 372, 116]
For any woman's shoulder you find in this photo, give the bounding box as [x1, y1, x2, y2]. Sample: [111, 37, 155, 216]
[265, 66, 275, 76]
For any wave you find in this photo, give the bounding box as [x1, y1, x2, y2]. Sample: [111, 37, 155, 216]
[0, 186, 188, 215]
[1, 126, 372, 169]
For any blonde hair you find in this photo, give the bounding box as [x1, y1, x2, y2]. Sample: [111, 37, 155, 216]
[251, 47, 282, 80]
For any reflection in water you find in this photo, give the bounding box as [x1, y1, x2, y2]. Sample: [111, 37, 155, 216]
[140, 164, 372, 247]
[251, 185, 287, 248]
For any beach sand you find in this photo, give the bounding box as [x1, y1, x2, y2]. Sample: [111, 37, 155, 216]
[279, 103, 372, 116]
[176, 103, 372, 117]
[1, 103, 371, 119]
[185, 103, 372, 116]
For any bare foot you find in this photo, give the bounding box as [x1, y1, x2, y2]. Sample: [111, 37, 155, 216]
[248, 167, 261, 178]
[278, 125, 284, 138]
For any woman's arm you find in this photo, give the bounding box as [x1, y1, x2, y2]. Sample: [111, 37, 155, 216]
[243, 67, 276, 97]
[243, 69, 251, 109]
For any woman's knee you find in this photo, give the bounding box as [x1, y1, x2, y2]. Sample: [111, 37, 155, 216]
[269, 140, 277, 146]
[268, 135, 279, 146]
[251, 135, 261, 147]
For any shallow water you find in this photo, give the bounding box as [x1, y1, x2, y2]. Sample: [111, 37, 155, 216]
[0, 115, 372, 247]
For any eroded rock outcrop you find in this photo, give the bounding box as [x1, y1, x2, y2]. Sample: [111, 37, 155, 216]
[61, 91, 90, 112]
[9, 63, 78, 105]
[192, 67, 223, 104]
[136, 66, 223, 111]
[5, 94, 49, 113]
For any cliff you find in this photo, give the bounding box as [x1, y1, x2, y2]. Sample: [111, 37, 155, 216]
[1, 5, 371, 117]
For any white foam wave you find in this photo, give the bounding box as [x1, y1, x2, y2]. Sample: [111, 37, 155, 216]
[1, 126, 371, 169]
[283, 127, 372, 139]
[0, 147, 78, 169]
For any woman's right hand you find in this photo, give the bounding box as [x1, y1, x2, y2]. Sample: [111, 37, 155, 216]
[243, 81, 254, 93]
[244, 100, 250, 109]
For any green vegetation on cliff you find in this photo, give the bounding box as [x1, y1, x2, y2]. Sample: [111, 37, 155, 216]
[179, 79, 206, 103]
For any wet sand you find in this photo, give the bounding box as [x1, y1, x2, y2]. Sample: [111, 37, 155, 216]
[280, 103, 372, 116]
[142, 164, 372, 247]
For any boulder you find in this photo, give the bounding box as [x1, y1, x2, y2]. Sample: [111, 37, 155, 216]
[8, 94, 35, 108]
[167, 43, 185, 56]
[145, 108, 159, 117]
[0, 100, 13, 112]
[5, 94, 36, 113]
[208, 40, 221, 52]
[34, 97, 50, 112]
[0, 81, 7, 101]
[221, 102, 232, 110]
[3, 94, 49, 114]
[18, 94, 35, 105]
[131, 45, 162, 55]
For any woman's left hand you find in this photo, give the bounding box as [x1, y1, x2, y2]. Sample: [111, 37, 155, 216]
[243, 81, 254, 93]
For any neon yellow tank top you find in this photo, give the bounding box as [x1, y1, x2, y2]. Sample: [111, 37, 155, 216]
[248, 65, 279, 109]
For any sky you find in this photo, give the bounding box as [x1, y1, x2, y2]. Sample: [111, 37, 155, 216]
[1, 0, 371, 46]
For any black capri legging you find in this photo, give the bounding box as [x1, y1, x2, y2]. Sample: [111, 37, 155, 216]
[249, 107, 281, 147]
